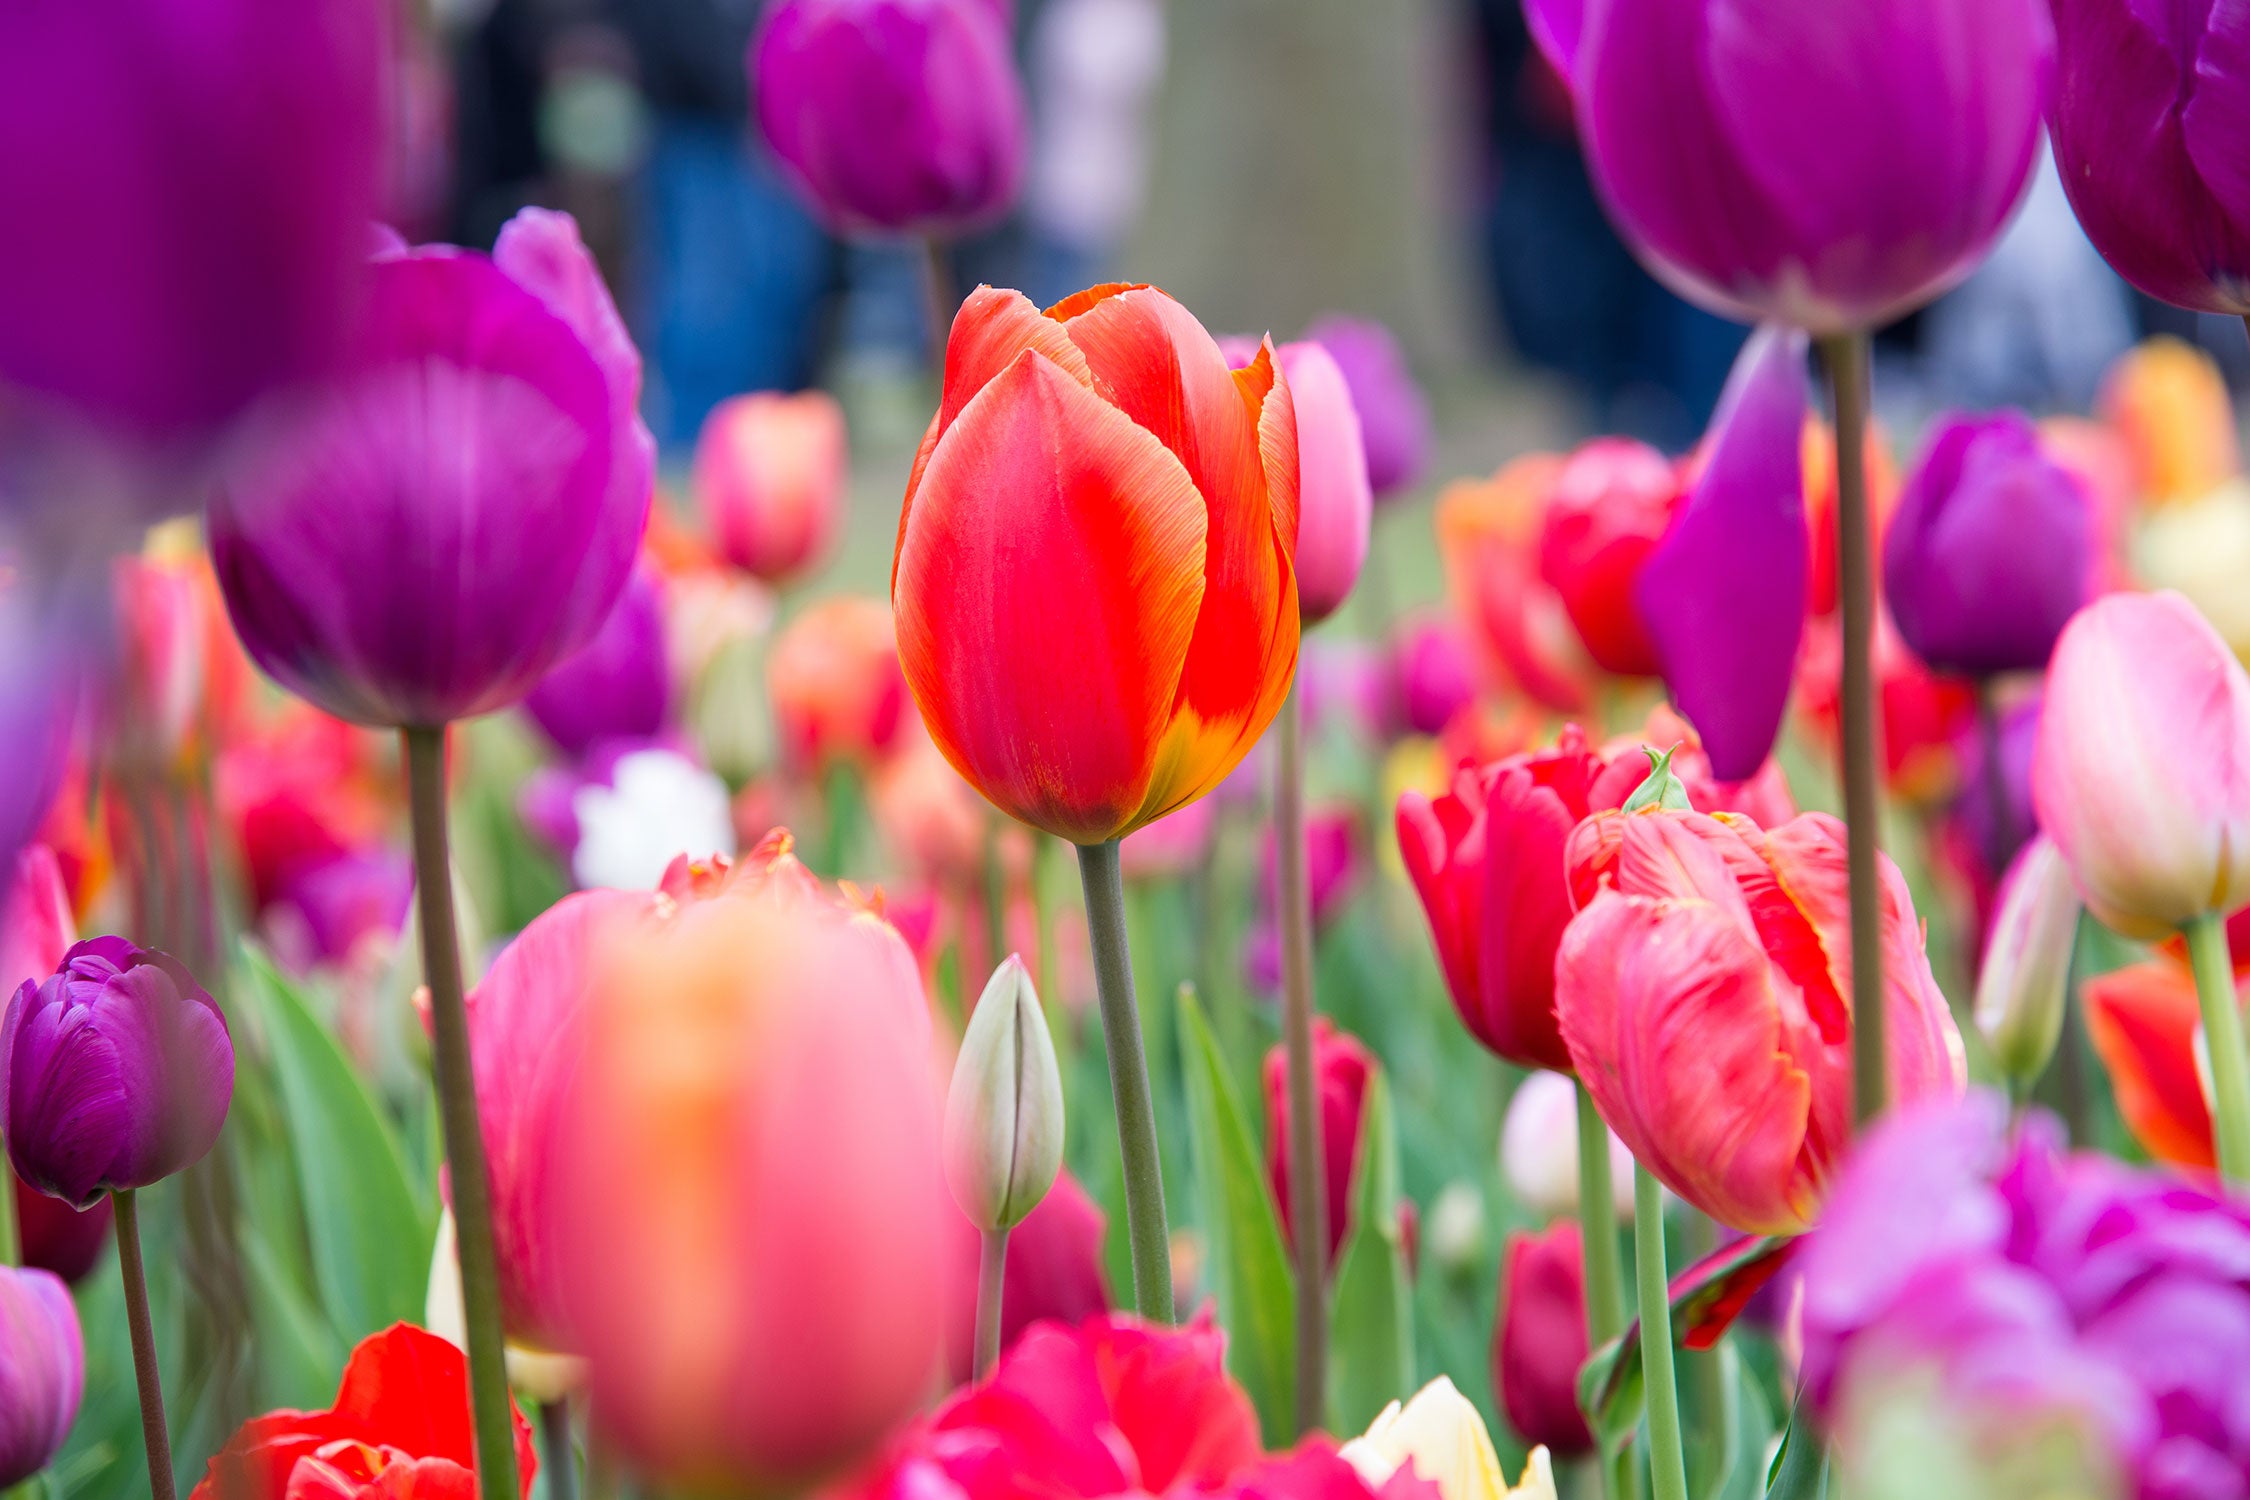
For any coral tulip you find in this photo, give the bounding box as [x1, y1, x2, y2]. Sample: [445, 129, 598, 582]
[1536, 438, 1680, 678]
[694, 390, 849, 586]
[1305, 316, 1432, 502]
[1274, 341, 1371, 623]
[2032, 591, 2250, 939]
[0, 1266, 82, 1489]
[209, 207, 654, 729]
[1494, 1221, 1593, 1456]
[1264, 1018, 1375, 1271]
[768, 595, 909, 775]
[1527, 0, 2053, 334]
[891, 284, 1300, 844]
[1436, 455, 1594, 715]
[943, 1168, 1111, 1385]
[752, 0, 1027, 236]
[1556, 806, 1965, 1234]
[523, 567, 672, 760]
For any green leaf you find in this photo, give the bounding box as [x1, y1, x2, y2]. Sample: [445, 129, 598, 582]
[1709, 1341, 1778, 1500]
[1327, 1066, 1414, 1435]
[242, 1222, 346, 1410]
[236, 946, 436, 1346]
[1765, 1402, 1830, 1500]
[1177, 983, 1297, 1444]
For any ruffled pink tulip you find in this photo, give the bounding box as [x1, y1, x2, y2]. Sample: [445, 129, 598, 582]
[1557, 806, 1965, 1234]
[1275, 341, 1371, 624]
[693, 391, 849, 587]
[2032, 591, 2250, 939]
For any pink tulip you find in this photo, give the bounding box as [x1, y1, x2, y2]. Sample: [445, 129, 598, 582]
[1275, 341, 1372, 624]
[1, 845, 72, 1000]
[693, 391, 849, 587]
[1264, 1018, 1375, 1271]
[2032, 591, 2250, 939]
[1557, 806, 1964, 1234]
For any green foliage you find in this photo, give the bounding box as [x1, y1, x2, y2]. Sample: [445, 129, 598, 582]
[1327, 1068, 1414, 1434]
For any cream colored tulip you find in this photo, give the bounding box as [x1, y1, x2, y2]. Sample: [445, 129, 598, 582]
[1338, 1376, 1558, 1500]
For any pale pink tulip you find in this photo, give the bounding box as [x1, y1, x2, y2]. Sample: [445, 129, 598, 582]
[1276, 341, 1371, 624]
[693, 391, 849, 587]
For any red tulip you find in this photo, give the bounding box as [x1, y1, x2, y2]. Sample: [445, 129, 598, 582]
[694, 390, 849, 587]
[1795, 605, 1976, 804]
[892, 283, 1300, 844]
[12, 1179, 110, 1285]
[944, 1167, 1111, 1383]
[1536, 437, 1682, 678]
[2083, 953, 2238, 1171]
[1494, 1220, 1593, 1456]
[1265, 1018, 1376, 1271]
[191, 1323, 536, 1500]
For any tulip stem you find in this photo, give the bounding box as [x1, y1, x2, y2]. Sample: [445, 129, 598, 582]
[403, 726, 522, 1500]
[974, 1225, 1010, 1380]
[1817, 331, 1888, 1128]
[1076, 839, 1173, 1321]
[114, 1190, 175, 1500]
[541, 1398, 577, 1500]
[1574, 1084, 1635, 1500]
[1632, 1167, 1688, 1500]
[0, 1151, 17, 1268]
[921, 237, 956, 372]
[983, 813, 1010, 979]
[2184, 913, 2250, 1182]
[1976, 679, 2015, 876]
[1275, 682, 1329, 1436]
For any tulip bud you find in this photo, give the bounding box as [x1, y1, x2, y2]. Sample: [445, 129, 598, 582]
[1972, 837, 2081, 1092]
[1, 938, 233, 1208]
[693, 391, 849, 587]
[1494, 1220, 1594, 1457]
[1499, 1070, 1635, 1223]
[0, 1266, 84, 1488]
[1264, 1018, 1375, 1271]
[1274, 341, 1372, 624]
[1341, 1376, 1558, 1500]
[945, 956, 1065, 1232]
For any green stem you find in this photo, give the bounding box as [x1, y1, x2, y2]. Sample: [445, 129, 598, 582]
[982, 814, 1010, 978]
[114, 1190, 175, 1500]
[1575, 1083, 1635, 1500]
[1817, 331, 1888, 1127]
[822, 760, 860, 878]
[403, 727, 521, 1500]
[974, 1225, 1009, 1381]
[1274, 683, 1329, 1436]
[1076, 839, 1173, 1322]
[1677, 1212, 1724, 1499]
[0, 1135, 17, 1268]
[2184, 913, 2250, 1182]
[540, 1396, 577, 1500]
[1634, 1167, 1689, 1500]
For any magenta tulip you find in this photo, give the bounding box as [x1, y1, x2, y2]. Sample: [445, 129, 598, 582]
[0, 1266, 82, 1488]
[523, 568, 672, 760]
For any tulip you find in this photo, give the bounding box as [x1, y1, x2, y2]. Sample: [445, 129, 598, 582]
[2136, 480, 2250, 660]
[768, 595, 909, 777]
[1274, 341, 1371, 624]
[1498, 1070, 1633, 1223]
[1972, 837, 2081, 1095]
[2098, 338, 2239, 506]
[1304, 316, 1433, 501]
[13, 1182, 110, 1286]
[209, 206, 654, 730]
[1494, 1222, 1593, 1457]
[2, 846, 73, 1003]
[893, 282, 1298, 844]
[2083, 954, 2228, 1170]
[752, 0, 1027, 237]
[944, 1168, 1110, 1385]
[1391, 612, 1478, 737]
[1436, 455, 1594, 715]
[523, 567, 672, 760]
[0, 0, 383, 450]
[946, 956, 1065, 1233]
[0, 1266, 82, 1489]
[1883, 412, 2092, 677]
[1536, 438, 1680, 678]
[694, 391, 849, 587]
[2048, 0, 2250, 314]
[563, 834, 945, 1487]
[1527, 0, 2052, 335]
[1340, 1377, 1559, 1500]
[1259, 807, 1361, 938]
[1636, 324, 1810, 781]
[1262, 1019, 1373, 1271]
[1556, 807, 1965, 1234]
[2, 937, 232, 1209]
[1800, 417, 1905, 620]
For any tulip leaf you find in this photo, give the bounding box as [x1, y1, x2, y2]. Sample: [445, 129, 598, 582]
[1328, 1065, 1415, 1435]
[236, 946, 436, 1347]
[1765, 1403, 1830, 1500]
[1177, 983, 1298, 1445]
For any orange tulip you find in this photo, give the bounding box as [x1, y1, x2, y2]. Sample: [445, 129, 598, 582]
[1435, 454, 1596, 715]
[2098, 336, 2238, 507]
[2083, 951, 2246, 1172]
[891, 283, 1300, 845]
[694, 390, 849, 586]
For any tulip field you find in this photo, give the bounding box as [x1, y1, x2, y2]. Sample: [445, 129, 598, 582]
[13, 3, 2250, 1500]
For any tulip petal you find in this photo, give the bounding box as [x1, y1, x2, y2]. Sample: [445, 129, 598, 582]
[2083, 961, 2217, 1170]
[1477, 769, 1578, 1073]
[894, 350, 1207, 843]
[1524, 0, 1588, 81]
[1636, 324, 1808, 782]
[3, 1000, 131, 1209]
[938, 286, 1094, 434]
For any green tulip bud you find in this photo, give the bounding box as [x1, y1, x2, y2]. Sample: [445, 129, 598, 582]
[1973, 836, 2080, 1092]
[944, 954, 1065, 1232]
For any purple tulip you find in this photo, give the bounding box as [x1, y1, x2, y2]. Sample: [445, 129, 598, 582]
[1636, 324, 1808, 781]
[1391, 611, 1478, 737]
[1885, 412, 2092, 677]
[2049, 1, 2250, 314]
[0, 1266, 82, 1488]
[208, 209, 655, 729]
[524, 567, 673, 759]
[1799, 1091, 2250, 1497]
[752, 0, 1028, 237]
[1305, 316, 1433, 500]
[1525, 0, 2054, 334]
[0, 937, 234, 1210]
[1952, 692, 2040, 877]
[0, 0, 385, 445]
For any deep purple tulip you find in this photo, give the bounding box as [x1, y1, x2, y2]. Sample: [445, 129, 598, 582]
[1953, 692, 2040, 878]
[1885, 413, 2092, 678]
[524, 567, 673, 759]
[0, 0, 385, 445]
[1637, 324, 1809, 780]
[1305, 316, 1433, 500]
[2049, 1, 2250, 314]
[208, 209, 655, 729]
[752, 0, 1028, 237]
[0, 937, 234, 1210]
[1526, 0, 2054, 334]
[0, 1265, 82, 1488]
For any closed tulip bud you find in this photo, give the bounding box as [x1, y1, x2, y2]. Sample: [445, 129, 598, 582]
[1263, 1018, 1374, 1271]
[1494, 1221, 1593, 1457]
[523, 568, 672, 760]
[945, 955, 1065, 1232]
[0, 1266, 83, 1489]
[1304, 316, 1433, 502]
[1274, 341, 1371, 624]
[2033, 592, 2250, 939]
[1973, 837, 2081, 1091]
[893, 285, 1299, 844]
[694, 391, 849, 587]
[1537, 438, 1681, 678]
[1341, 1376, 1559, 1500]
[752, 0, 1027, 237]
[2, 937, 233, 1208]
[1884, 412, 2093, 677]
[1498, 1069, 1634, 1223]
